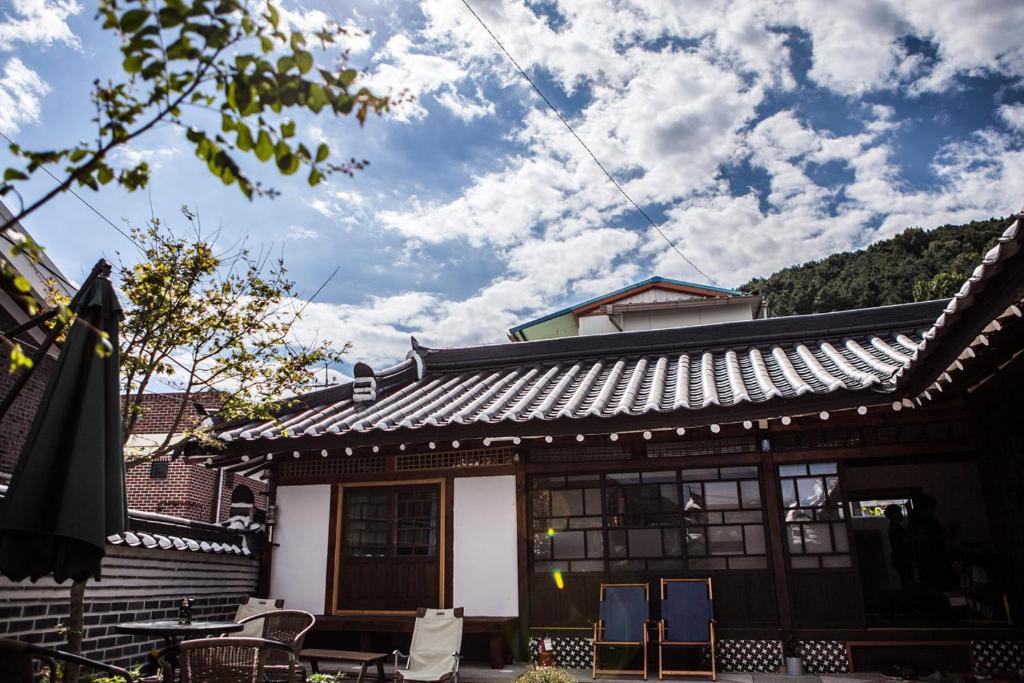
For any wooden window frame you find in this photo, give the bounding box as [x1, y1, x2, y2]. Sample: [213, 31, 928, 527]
[330, 478, 447, 615]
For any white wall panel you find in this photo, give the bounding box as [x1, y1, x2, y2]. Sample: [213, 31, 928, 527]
[270, 484, 331, 614]
[453, 475, 519, 616]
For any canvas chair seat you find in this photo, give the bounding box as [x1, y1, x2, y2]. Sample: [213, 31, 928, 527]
[657, 578, 716, 681]
[592, 584, 650, 680]
[395, 608, 463, 683]
[234, 597, 285, 638]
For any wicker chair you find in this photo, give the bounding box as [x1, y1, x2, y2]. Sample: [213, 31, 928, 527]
[236, 609, 315, 682]
[157, 637, 298, 683]
[0, 638, 135, 682]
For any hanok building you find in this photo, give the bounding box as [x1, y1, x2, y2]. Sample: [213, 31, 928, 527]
[192, 216, 1024, 674]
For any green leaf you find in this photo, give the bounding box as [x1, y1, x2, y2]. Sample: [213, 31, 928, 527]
[254, 130, 273, 161]
[236, 125, 254, 152]
[277, 56, 296, 73]
[3, 168, 28, 182]
[120, 9, 149, 33]
[281, 120, 295, 138]
[276, 151, 296, 174]
[307, 83, 328, 112]
[294, 50, 313, 74]
[259, 35, 274, 53]
[186, 127, 203, 143]
[123, 55, 143, 74]
[266, 3, 280, 29]
[158, 6, 183, 27]
[315, 143, 329, 163]
[339, 69, 358, 87]
[97, 166, 114, 184]
[12, 275, 31, 293]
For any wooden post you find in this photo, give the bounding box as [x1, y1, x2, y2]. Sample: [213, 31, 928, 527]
[64, 579, 87, 682]
[760, 430, 794, 633]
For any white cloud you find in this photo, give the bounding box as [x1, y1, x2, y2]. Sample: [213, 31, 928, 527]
[0, 0, 82, 52]
[285, 225, 319, 240]
[0, 58, 50, 134]
[109, 145, 180, 171]
[365, 33, 468, 122]
[434, 86, 495, 122]
[999, 104, 1024, 133]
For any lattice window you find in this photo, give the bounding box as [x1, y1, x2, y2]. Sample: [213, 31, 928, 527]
[395, 447, 515, 471]
[647, 437, 757, 459]
[773, 428, 862, 451]
[279, 455, 386, 481]
[529, 445, 630, 463]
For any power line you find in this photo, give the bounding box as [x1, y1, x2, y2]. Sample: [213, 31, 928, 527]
[459, 0, 720, 287]
[0, 130, 144, 253]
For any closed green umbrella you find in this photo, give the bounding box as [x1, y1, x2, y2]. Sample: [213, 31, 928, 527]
[0, 259, 127, 582]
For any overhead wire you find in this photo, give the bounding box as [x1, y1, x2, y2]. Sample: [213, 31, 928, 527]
[458, 0, 721, 287]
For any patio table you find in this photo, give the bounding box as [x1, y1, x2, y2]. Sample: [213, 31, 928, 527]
[114, 619, 243, 675]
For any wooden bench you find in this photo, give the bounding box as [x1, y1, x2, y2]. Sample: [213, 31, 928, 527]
[314, 614, 519, 669]
[300, 649, 389, 683]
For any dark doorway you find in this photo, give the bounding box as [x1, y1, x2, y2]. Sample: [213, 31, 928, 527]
[336, 483, 442, 611]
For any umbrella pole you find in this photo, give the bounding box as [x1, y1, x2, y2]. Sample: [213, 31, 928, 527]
[65, 579, 87, 681]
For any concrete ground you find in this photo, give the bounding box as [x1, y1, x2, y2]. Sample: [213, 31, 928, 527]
[312, 660, 891, 683]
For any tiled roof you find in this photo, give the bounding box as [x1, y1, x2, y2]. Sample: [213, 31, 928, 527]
[218, 303, 941, 442]
[207, 213, 1023, 449]
[0, 484, 255, 556]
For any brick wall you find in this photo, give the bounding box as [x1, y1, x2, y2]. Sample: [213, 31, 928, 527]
[0, 306, 57, 477]
[125, 390, 222, 434]
[125, 456, 268, 524]
[0, 544, 259, 667]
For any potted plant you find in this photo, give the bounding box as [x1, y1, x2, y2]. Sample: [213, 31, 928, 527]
[782, 634, 803, 675]
[516, 667, 579, 683]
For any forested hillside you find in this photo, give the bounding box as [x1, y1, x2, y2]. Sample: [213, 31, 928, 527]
[740, 216, 1013, 316]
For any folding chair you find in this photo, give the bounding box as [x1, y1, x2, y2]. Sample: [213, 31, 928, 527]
[0, 638, 135, 682]
[592, 583, 650, 679]
[657, 578, 716, 680]
[393, 607, 464, 683]
[234, 596, 285, 637]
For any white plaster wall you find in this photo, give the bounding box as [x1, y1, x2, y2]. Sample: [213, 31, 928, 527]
[270, 484, 331, 614]
[453, 476, 519, 616]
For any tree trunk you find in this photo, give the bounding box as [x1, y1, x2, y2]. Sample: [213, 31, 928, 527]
[65, 579, 86, 681]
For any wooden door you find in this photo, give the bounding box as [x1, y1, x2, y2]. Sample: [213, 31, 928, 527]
[337, 484, 442, 611]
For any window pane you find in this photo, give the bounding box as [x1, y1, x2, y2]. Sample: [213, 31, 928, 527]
[687, 527, 707, 556]
[728, 556, 767, 569]
[740, 480, 761, 508]
[779, 464, 807, 477]
[344, 490, 389, 558]
[744, 525, 766, 555]
[708, 526, 744, 555]
[569, 516, 603, 529]
[822, 555, 852, 568]
[534, 561, 568, 574]
[802, 523, 832, 553]
[797, 477, 827, 507]
[607, 472, 640, 485]
[551, 489, 583, 516]
[809, 462, 837, 474]
[721, 466, 757, 479]
[689, 557, 726, 570]
[571, 560, 604, 573]
[643, 470, 676, 483]
[585, 488, 602, 515]
[533, 532, 552, 559]
[832, 523, 850, 553]
[787, 525, 803, 553]
[610, 559, 644, 572]
[629, 529, 663, 557]
[395, 489, 438, 557]
[780, 480, 797, 508]
[723, 510, 762, 523]
[664, 528, 682, 557]
[791, 556, 819, 569]
[785, 509, 813, 522]
[587, 530, 605, 558]
[683, 483, 704, 510]
[608, 530, 627, 558]
[553, 531, 585, 559]
[704, 481, 739, 510]
[660, 484, 679, 507]
[681, 468, 718, 481]
[531, 490, 551, 516]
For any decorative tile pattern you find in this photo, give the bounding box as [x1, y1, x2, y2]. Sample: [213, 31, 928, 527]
[529, 636, 593, 669]
[800, 640, 848, 674]
[972, 640, 1024, 674]
[716, 639, 782, 672]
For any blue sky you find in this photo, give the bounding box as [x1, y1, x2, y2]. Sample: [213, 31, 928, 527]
[2, 0, 1024, 374]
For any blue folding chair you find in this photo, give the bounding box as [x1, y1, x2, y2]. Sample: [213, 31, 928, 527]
[657, 578, 716, 680]
[592, 583, 651, 679]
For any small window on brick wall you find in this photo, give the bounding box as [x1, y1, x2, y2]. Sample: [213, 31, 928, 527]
[150, 460, 170, 479]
